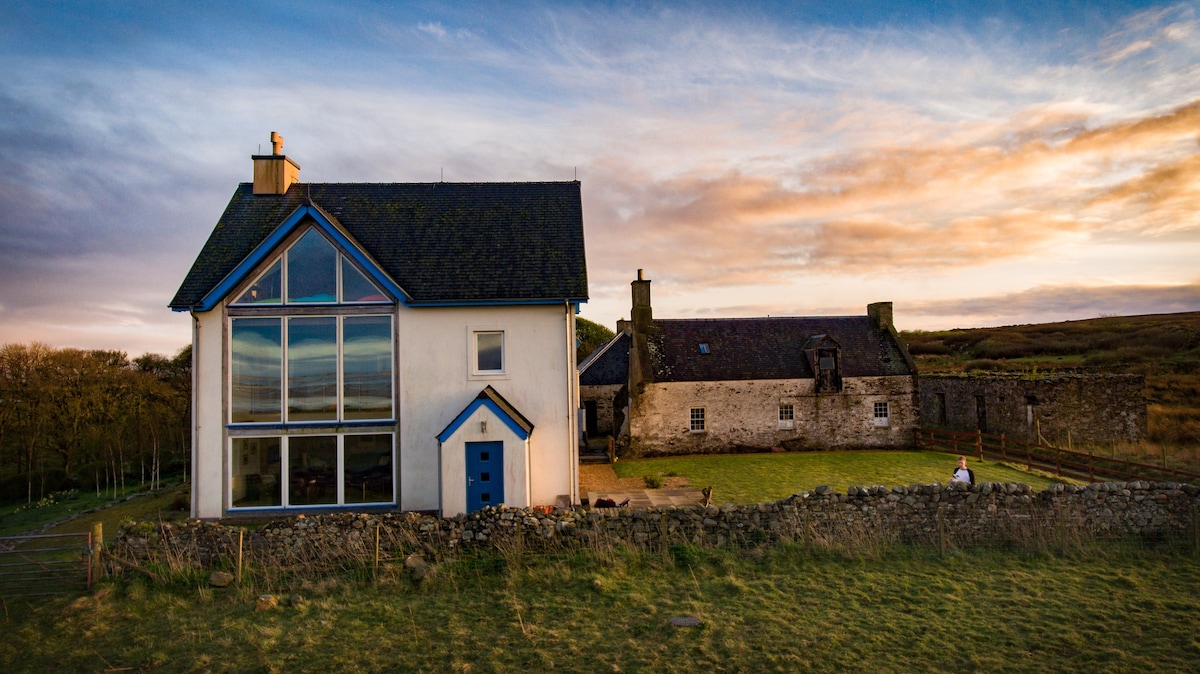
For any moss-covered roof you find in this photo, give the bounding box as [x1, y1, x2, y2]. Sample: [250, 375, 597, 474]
[170, 182, 588, 309]
[649, 316, 914, 382]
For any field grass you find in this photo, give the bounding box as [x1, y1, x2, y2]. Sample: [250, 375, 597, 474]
[0, 483, 189, 540]
[2, 543, 1197, 673]
[612, 450, 1071, 504]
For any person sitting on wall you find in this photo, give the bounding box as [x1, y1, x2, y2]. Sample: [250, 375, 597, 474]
[950, 455, 975, 486]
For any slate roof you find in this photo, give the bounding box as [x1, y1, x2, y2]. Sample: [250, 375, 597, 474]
[170, 181, 588, 309]
[648, 317, 913, 382]
[578, 332, 630, 386]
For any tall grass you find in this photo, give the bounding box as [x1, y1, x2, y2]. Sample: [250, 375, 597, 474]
[4, 541, 1198, 673]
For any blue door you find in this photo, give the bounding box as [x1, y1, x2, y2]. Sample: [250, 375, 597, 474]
[465, 441, 503, 512]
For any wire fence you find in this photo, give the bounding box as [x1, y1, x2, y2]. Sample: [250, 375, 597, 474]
[915, 427, 1200, 484]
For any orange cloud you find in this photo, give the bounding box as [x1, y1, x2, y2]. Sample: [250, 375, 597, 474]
[585, 99, 1200, 288]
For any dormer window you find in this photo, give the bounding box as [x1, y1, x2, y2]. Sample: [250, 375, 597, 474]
[815, 345, 842, 393]
[234, 228, 390, 306]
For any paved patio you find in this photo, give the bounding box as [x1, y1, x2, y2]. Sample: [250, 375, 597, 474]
[585, 488, 706, 509]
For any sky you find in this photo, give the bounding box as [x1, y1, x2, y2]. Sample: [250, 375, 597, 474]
[2, 0, 1199, 357]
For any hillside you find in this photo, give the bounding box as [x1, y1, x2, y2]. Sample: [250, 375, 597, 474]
[900, 311, 1200, 450]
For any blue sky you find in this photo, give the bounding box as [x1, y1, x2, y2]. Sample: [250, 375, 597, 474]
[2, 1, 1198, 356]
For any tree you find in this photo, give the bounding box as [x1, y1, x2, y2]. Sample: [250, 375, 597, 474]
[576, 317, 616, 363]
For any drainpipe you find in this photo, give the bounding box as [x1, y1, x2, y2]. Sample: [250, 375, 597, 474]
[436, 439, 443, 519]
[566, 300, 579, 506]
[190, 314, 200, 519]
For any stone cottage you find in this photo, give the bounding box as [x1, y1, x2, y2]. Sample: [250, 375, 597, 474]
[579, 271, 920, 456]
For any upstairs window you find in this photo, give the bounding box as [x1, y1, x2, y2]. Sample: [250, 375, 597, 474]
[234, 228, 390, 306]
[474, 331, 505, 375]
[815, 346, 843, 393]
[231, 315, 394, 424]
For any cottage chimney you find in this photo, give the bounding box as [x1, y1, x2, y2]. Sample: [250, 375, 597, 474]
[252, 131, 301, 195]
[628, 270, 655, 391]
[631, 269, 653, 334]
[867, 302, 893, 332]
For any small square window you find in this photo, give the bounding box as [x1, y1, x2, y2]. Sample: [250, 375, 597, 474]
[873, 401, 890, 427]
[699, 343, 710, 354]
[690, 407, 706, 432]
[474, 331, 504, 374]
[779, 403, 795, 429]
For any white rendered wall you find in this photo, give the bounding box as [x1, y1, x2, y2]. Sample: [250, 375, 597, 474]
[397, 303, 577, 512]
[192, 309, 226, 519]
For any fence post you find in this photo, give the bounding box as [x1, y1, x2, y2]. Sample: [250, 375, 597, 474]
[1000, 433, 1006, 461]
[937, 507, 946, 557]
[236, 529, 244, 584]
[975, 430, 983, 460]
[374, 523, 380, 581]
[91, 522, 104, 578]
[1192, 504, 1198, 558]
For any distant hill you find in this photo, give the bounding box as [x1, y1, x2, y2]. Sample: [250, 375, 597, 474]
[900, 311, 1200, 375]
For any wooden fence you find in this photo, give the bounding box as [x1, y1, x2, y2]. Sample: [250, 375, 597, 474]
[915, 427, 1200, 484]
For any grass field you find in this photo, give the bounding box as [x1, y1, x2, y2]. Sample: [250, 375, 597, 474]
[0, 483, 189, 540]
[612, 450, 1071, 504]
[1, 543, 1197, 672]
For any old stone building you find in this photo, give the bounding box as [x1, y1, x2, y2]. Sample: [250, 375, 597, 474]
[919, 372, 1147, 445]
[579, 272, 920, 456]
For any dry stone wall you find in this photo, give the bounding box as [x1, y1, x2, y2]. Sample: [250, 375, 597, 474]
[112, 480, 1199, 569]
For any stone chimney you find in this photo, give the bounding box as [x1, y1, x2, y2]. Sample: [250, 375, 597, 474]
[629, 270, 655, 391]
[867, 302, 893, 332]
[252, 131, 300, 195]
[631, 269, 653, 334]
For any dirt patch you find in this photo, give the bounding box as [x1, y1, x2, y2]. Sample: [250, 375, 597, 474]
[579, 464, 690, 492]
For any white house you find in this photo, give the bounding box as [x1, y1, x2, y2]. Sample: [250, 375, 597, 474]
[170, 134, 588, 518]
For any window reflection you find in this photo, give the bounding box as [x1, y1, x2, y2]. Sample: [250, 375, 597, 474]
[287, 317, 338, 421]
[231, 318, 282, 422]
[344, 316, 393, 420]
[287, 230, 337, 303]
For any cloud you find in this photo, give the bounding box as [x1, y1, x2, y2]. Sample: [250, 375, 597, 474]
[416, 22, 447, 38]
[904, 282, 1200, 325]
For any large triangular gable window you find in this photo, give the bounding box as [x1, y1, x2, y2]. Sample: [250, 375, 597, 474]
[234, 228, 390, 306]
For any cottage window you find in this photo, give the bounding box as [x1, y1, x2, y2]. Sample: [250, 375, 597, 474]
[873, 401, 890, 427]
[699, 343, 710, 354]
[690, 407, 706, 432]
[779, 403, 795, 429]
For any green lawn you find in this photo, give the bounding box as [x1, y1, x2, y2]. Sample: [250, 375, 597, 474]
[613, 450, 1073, 504]
[2, 544, 1197, 672]
[0, 483, 189, 541]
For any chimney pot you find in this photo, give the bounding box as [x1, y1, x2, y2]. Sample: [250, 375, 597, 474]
[253, 131, 300, 195]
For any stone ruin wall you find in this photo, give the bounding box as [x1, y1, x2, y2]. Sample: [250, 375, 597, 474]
[111, 480, 1199, 569]
[919, 373, 1146, 445]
